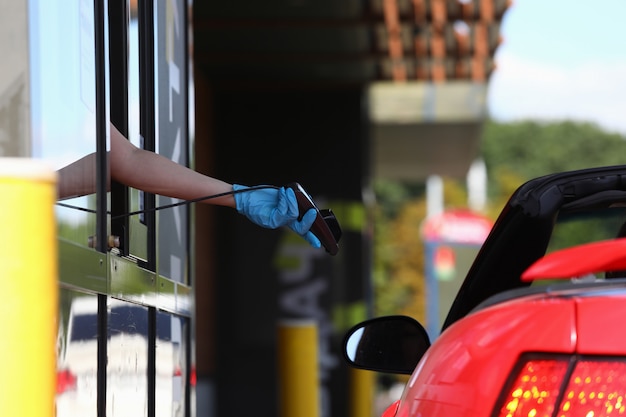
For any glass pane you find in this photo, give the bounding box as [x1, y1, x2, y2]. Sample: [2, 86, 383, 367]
[156, 312, 188, 417]
[107, 299, 149, 417]
[29, 0, 101, 248]
[56, 291, 99, 416]
[155, 0, 189, 283]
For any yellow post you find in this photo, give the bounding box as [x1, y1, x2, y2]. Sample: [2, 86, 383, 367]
[349, 367, 376, 417]
[0, 158, 58, 417]
[277, 319, 319, 417]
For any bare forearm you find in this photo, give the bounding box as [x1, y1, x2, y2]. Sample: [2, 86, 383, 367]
[57, 153, 107, 200]
[111, 148, 236, 208]
[57, 123, 237, 209]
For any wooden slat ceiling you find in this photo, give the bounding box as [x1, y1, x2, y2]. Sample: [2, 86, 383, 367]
[193, 0, 511, 85]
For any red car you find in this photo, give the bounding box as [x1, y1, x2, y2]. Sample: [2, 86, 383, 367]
[343, 165, 626, 417]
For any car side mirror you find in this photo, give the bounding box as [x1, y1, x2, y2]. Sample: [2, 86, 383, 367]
[342, 315, 431, 375]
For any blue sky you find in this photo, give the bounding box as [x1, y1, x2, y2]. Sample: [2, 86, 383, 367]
[487, 0, 626, 135]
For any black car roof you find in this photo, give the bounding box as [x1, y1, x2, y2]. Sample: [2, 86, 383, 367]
[441, 165, 626, 331]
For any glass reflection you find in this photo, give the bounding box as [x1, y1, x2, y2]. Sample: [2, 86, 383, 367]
[156, 312, 188, 417]
[29, 0, 99, 248]
[155, 0, 189, 284]
[56, 291, 99, 416]
[107, 299, 149, 417]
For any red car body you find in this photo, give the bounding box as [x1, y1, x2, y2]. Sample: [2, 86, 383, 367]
[390, 281, 626, 417]
[344, 165, 626, 417]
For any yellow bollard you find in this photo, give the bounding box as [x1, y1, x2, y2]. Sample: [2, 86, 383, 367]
[349, 367, 375, 417]
[0, 158, 58, 417]
[277, 320, 319, 417]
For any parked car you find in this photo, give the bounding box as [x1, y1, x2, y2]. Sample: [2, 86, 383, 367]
[343, 165, 626, 417]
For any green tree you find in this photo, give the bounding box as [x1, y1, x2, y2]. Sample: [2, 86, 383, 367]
[372, 178, 468, 322]
[481, 119, 626, 196]
[373, 119, 626, 319]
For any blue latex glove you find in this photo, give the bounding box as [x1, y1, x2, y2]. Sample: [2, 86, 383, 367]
[233, 184, 321, 248]
[288, 209, 322, 249]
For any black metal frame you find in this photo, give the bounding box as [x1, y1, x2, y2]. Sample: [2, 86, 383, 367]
[91, 1, 193, 416]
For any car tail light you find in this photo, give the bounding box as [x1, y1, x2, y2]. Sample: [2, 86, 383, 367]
[495, 355, 626, 417]
[560, 360, 626, 416]
[56, 368, 77, 394]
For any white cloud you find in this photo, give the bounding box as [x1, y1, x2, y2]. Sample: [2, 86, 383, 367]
[487, 49, 626, 135]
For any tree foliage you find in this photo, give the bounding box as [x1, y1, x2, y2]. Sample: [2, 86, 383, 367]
[481, 120, 626, 196]
[372, 178, 468, 322]
[373, 119, 626, 319]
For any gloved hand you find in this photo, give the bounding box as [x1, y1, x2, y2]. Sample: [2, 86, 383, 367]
[233, 184, 321, 248]
[288, 209, 322, 249]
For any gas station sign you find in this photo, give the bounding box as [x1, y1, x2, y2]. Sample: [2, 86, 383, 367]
[421, 209, 493, 339]
[421, 209, 493, 245]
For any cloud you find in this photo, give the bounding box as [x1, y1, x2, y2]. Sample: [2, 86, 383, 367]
[487, 48, 626, 135]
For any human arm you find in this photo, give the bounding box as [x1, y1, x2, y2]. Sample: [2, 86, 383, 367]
[57, 123, 320, 247]
[56, 124, 235, 207]
[57, 152, 103, 200]
[109, 124, 236, 208]
[110, 125, 321, 248]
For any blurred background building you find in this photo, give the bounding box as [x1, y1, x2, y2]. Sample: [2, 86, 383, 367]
[195, 0, 509, 181]
[193, 4, 508, 415]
